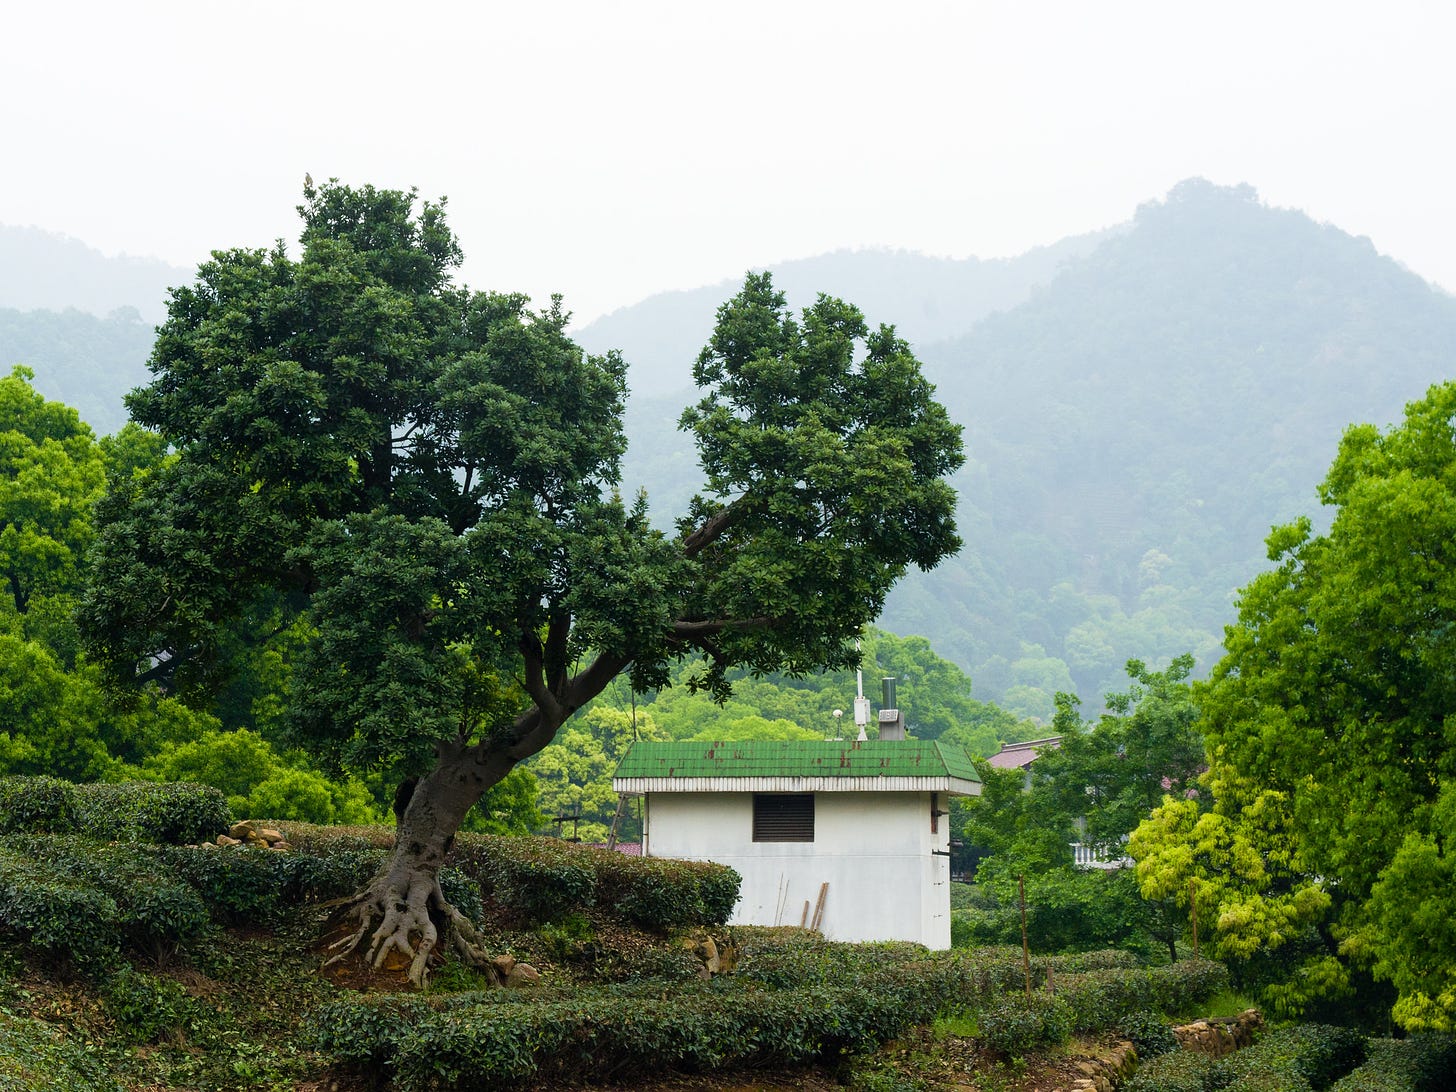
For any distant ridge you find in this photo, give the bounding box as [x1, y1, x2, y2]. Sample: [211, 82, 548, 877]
[0, 225, 191, 323]
[575, 230, 1112, 395]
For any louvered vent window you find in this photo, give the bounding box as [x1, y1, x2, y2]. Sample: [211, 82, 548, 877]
[753, 794, 815, 842]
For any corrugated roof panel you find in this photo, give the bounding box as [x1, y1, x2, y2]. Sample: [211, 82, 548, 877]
[613, 739, 981, 783]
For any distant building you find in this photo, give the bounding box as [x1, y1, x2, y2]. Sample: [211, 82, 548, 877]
[982, 735, 1130, 869]
[985, 736, 1063, 789]
[613, 739, 982, 948]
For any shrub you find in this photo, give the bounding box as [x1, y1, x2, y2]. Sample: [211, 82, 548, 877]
[1209, 1024, 1366, 1092]
[312, 977, 944, 1090]
[451, 836, 597, 921]
[0, 846, 120, 965]
[1125, 1049, 1217, 1092]
[101, 964, 199, 1044]
[74, 781, 230, 844]
[147, 844, 383, 923]
[7, 838, 214, 959]
[976, 992, 1073, 1057]
[0, 776, 79, 834]
[1148, 959, 1230, 1012]
[1117, 1010, 1178, 1060]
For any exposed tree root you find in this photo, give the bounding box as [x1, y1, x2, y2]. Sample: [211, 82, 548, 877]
[322, 873, 502, 988]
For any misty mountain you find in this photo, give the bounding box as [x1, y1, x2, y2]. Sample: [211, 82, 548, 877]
[0, 225, 190, 323]
[611, 180, 1456, 718]
[575, 233, 1111, 395]
[887, 180, 1456, 713]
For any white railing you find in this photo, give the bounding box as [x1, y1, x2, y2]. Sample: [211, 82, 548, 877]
[1071, 841, 1132, 870]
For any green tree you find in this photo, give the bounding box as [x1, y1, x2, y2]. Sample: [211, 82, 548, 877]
[139, 727, 383, 826]
[1032, 656, 1204, 858]
[529, 706, 664, 842]
[0, 366, 106, 616]
[80, 182, 964, 985]
[1132, 381, 1456, 1026]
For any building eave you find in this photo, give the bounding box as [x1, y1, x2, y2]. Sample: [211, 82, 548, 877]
[612, 775, 983, 797]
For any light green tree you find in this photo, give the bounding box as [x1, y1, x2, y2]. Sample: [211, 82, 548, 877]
[1132, 380, 1456, 1026]
[0, 366, 106, 617]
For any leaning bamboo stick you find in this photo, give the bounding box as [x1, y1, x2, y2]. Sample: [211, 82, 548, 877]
[810, 882, 829, 932]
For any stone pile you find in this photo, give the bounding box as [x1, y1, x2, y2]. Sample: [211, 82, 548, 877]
[203, 819, 291, 850]
[1068, 1039, 1138, 1092]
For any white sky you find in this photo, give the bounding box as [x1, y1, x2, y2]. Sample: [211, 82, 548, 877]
[5, 1, 1454, 325]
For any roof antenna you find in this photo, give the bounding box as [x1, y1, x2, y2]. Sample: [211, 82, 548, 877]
[854, 641, 870, 742]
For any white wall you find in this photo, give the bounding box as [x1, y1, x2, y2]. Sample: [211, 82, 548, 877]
[644, 791, 951, 948]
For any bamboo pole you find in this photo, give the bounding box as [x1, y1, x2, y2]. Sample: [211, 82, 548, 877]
[810, 883, 829, 932]
[1019, 874, 1031, 998]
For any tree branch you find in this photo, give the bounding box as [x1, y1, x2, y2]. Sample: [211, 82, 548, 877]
[681, 497, 748, 558]
[517, 630, 563, 724]
[543, 610, 570, 695]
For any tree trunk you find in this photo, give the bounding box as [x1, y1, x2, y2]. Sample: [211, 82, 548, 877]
[324, 743, 512, 986]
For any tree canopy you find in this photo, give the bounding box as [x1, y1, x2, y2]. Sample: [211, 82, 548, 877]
[1132, 381, 1456, 1027]
[80, 180, 965, 983]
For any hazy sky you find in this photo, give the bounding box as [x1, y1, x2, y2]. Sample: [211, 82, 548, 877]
[5, 1, 1454, 325]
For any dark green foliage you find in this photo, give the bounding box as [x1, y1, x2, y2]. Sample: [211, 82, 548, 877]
[73, 780, 230, 844]
[1117, 1010, 1179, 1059]
[976, 992, 1073, 1056]
[146, 843, 383, 924]
[9, 838, 212, 958]
[1209, 1024, 1366, 1092]
[0, 845, 120, 965]
[0, 776, 78, 834]
[0, 1010, 114, 1092]
[592, 849, 740, 929]
[447, 834, 739, 930]
[1147, 960, 1231, 1011]
[100, 964, 199, 1044]
[312, 972, 950, 1090]
[1327, 1032, 1456, 1092]
[1125, 1049, 1218, 1092]
[452, 836, 598, 921]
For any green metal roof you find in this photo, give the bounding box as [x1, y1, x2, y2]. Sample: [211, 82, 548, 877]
[613, 739, 981, 782]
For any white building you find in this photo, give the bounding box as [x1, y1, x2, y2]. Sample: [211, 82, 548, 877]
[612, 739, 982, 949]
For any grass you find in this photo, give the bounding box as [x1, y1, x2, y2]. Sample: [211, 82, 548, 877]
[1167, 987, 1258, 1022]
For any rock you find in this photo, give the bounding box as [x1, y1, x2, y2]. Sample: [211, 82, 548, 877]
[259, 828, 284, 843]
[216, 835, 241, 846]
[229, 820, 257, 840]
[504, 962, 540, 987]
[491, 954, 517, 976]
[269, 841, 291, 852]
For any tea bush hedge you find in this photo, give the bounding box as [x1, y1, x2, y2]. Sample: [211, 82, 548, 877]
[1209, 1024, 1366, 1092]
[1125, 1049, 1217, 1092]
[312, 975, 946, 1090]
[0, 776, 229, 844]
[1329, 1033, 1456, 1092]
[0, 776, 79, 834]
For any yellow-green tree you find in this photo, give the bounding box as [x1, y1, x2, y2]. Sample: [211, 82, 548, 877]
[1133, 381, 1456, 1026]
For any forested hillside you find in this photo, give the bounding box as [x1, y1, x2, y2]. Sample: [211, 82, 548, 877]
[0, 307, 153, 435]
[595, 180, 1456, 717]
[886, 179, 1456, 712]
[9, 182, 1456, 720]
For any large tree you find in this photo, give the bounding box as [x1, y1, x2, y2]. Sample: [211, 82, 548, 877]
[1133, 380, 1456, 1026]
[80, 182, 963, 984]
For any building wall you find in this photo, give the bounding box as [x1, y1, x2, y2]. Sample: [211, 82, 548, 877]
[643, 791, 951, 948]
